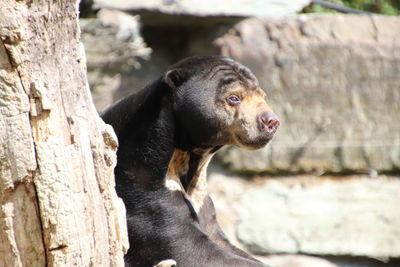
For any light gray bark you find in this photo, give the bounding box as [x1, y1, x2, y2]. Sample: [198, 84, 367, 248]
[0, 1, 128, 266]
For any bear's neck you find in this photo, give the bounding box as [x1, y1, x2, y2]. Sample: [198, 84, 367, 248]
[102, 79, 221, 198]
[165, 147, 220, 212]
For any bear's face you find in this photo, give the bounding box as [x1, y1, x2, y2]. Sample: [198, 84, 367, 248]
[165, 56, 279, 150]
[215, 80, 279, 150]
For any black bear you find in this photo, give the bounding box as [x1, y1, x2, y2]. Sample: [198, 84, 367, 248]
[101, 56, 280, 267]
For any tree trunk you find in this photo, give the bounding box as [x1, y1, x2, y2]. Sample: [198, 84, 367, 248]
[0, 1, 128, 266]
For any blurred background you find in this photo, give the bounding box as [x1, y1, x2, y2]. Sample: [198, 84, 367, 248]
[79, 1, 400, 266]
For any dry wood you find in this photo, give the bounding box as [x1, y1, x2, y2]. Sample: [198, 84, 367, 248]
[0, 0, 128, 266]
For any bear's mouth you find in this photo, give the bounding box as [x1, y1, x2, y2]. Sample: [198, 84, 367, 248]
[234, 133, 272, 150]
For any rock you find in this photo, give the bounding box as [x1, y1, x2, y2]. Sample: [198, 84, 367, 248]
[257, 254, 400, 267]
[80, 9, 151, 111]
[208, 172, 400, 264]
[257, 254, 337, 267]
[235, 175, 400, 258]
[94, 0, 311, 18]
[214, 14, 400, 173]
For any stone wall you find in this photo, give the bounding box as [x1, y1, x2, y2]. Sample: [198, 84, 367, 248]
[214, 15, 400, 174]
[94, 0, 311, 18]
[208, 171, 400, 266]
[82, 13, 400, 174]
[80, 9, 151, 111]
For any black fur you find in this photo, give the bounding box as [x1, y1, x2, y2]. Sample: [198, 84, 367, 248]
[101, 56, 274, 267]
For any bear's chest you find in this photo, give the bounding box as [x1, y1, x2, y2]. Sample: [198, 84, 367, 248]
[165, 149, 213, 213]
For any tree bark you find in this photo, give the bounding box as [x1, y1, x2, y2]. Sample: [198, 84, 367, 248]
[0, 1, 128, 266]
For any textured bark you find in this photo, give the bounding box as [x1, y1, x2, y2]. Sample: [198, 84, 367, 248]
[0, 1, 128, 266]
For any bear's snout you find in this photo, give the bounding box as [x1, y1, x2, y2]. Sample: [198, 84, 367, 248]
[258, 111, 280, 137]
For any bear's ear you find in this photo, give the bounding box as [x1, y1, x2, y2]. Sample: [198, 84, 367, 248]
[163, 68, 188, 89]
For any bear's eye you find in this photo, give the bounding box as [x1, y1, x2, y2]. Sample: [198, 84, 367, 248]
[227, 95, 241, 106]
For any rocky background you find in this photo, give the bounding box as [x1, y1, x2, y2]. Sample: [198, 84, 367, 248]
[79, 1, 400, 266]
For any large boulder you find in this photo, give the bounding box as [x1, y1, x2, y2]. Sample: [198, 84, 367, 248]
[94, 0, 311, 18]
[236, 176, 400, 258]
[208, 172, 400, 261]
[215, 14, 400, 173]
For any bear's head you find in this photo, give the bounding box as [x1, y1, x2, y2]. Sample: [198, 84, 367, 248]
[164, 56, 279, 150]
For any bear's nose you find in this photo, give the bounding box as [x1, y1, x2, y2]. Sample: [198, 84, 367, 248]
[258, 112, 280, 135]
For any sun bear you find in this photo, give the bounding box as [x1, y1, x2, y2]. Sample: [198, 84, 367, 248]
[101, 56, 279, 266]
